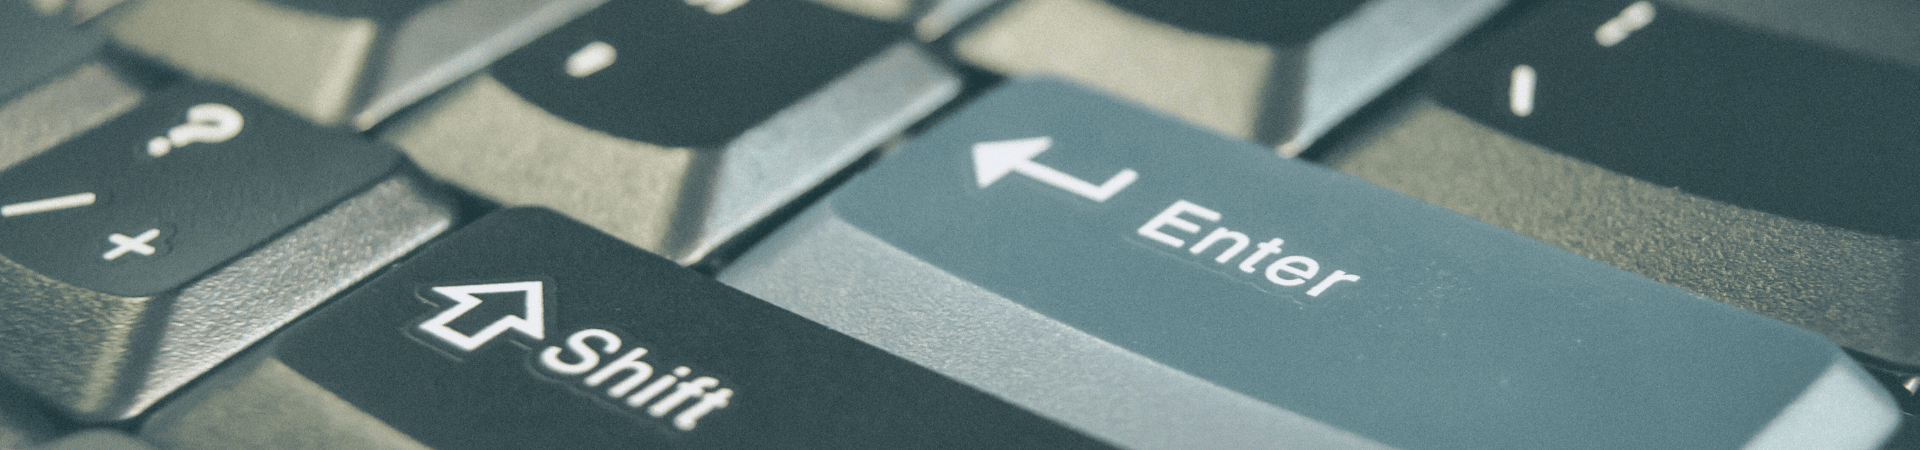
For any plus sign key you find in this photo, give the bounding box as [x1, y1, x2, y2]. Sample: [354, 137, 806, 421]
[0, 82, 455, 421]
[717, 78, 1902, 449]
[139, 208, 1112, 449]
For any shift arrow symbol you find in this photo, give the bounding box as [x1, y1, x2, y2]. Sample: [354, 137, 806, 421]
[973, 136, 1137, 202]
[417, 281, 547, 352]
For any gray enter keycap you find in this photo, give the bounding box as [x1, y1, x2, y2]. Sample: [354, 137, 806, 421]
[718, 77, 1902, 449]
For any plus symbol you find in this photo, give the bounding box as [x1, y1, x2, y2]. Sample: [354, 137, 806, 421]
[104, 229, 161, 261]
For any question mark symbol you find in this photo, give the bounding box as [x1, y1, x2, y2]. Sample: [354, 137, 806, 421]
[146, 103, 244, 157]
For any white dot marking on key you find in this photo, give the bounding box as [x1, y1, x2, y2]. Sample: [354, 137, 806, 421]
[1596, 1, 1656, 47]
[565, 41, 618, 78]
[685, 0, 748, 15]
[1510, 65, 1537, 117]
[104, 228, 161, 261]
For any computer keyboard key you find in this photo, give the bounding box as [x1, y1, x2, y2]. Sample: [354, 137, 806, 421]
[718, 77, 1902, 449]
[0, 82, 455, 421]
[946, 0, 1506, 155]
[105, 0, 605, 127]
[1319, 0, 1920, 370]
[0, 1, 104, 101]
[140, 207, 1113, 449]
[382, 0, 959, 264]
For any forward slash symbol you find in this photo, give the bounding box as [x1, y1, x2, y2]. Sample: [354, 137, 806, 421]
[2, 192, 96, 217]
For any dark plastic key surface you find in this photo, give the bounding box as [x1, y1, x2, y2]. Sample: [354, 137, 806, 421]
[382, 0, 958, 264]
[1427, 0, 1919, 239]
[0, 82, 454, 421]
[947, 0, 1505, 154]
[1320, 0, 1920, 371]
[492, 0, 900, 148]
[0, 1, 103, 101]
[720, 77, 1901, 449]
[140, 208, 1113, 449]
[0, 84, 395, 296]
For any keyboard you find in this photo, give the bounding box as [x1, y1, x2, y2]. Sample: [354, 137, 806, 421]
[0, 0, 1914, 448]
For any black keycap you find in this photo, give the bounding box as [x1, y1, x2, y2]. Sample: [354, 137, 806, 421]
[1427, 0, 1920, 239]
[492, 0, 902, 148]
[1320, 0, 1920, 372]
[0, 81, 454, 421]
[0, 84, 395, 296]
[141, 208, 1113, 449]
[382, 0, 958, 264]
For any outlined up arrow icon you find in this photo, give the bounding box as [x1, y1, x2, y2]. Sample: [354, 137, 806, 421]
[417, 281, 546, 352]
[973, 136, 1138, 202]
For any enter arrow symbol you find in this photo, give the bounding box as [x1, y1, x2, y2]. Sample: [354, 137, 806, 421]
[973, 136, 1138, 202]
[417, 281, 547, 352]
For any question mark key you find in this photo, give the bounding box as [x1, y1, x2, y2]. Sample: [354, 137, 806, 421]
[0, 80, 452, 420]
[0, 81, 408, 299]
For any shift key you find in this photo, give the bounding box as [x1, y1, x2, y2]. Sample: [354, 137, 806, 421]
[718, 77, 1902, 449]
[139, 208, 1113, 449]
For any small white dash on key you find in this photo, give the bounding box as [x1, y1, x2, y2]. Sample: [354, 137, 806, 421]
[686, 0, 749, 15]
[1, 192, 96, 217]
[1595, 1, 1656, 48]
[565, 41, 617, 78]
[1509, 64, 1537, 117]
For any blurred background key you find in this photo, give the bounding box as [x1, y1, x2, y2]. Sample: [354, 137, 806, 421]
[1318, 0, 1920, 391]
[104, 0, 606, 128]
[0, 1, 103, 101]
[379, 0, 960, 265]
[944, 0, 1507, 155]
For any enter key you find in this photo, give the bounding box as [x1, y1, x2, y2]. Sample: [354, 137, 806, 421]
[720, 77, 1903, 449]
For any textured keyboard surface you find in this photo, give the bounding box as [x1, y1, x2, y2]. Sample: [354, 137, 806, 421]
[0, 0, 1912, 448]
